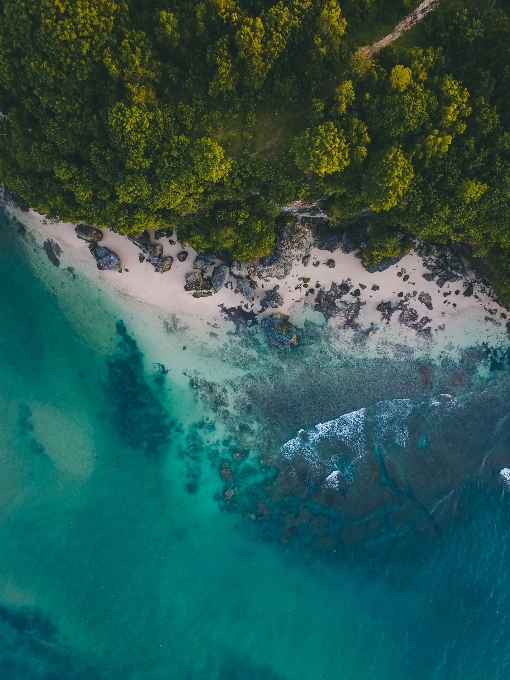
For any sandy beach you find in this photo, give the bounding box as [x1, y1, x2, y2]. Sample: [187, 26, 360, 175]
[5, 203, 509, 358]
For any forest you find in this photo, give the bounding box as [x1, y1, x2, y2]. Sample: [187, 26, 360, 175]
[1, 0, 510, 302]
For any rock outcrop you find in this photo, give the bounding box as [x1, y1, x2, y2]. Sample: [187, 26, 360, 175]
[211, 264, 229, 292]
[193, 254, 216, 272]
[417, 242, 465, 287]
[314, 281, 359, 322]
[235, 277, 256, 301]
[128, 231, 173, 272]
[75, 224, 103, 242]
[260, 286, 283, 310]
[261, 314, 298, 348]
[184, 271, 212, 292]
[90, 244, 121, 271]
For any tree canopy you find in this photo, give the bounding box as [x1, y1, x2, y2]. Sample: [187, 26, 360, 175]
[2, 0, 510, 302]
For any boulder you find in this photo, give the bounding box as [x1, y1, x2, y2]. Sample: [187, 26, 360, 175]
[261, 314, 298, 349]
[177, 251, 189, 262]
[211, 264, 230, 292]
[75, 224, 103, 242]
[154, 227, 174, 240]
[184, 271, 212, 292]
[235, 277, 256, 301]
[418, 291, 433, 310]
[128, 230, 173, 272]
[193, 254, 215, 272]
[90, 245, 121, 271]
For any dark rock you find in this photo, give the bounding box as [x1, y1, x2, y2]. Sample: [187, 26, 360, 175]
[43, 239, 62, 266]
[418, 292, 433, 310]
[177, 251, 189, 262]
[302, 255, 310, 266]
[184, 271, 212, 292]
[90, 244, 121, 270]
[193, 254, 216, 272]
[364, 251, 408, 273]
[506, 321, 510, 338]
[326, 259, 335, 268]
[211, 264, 230, 293]
[235, 277, 255, 301]
[371, 284, 380, 291]
[315, 281, 364, 327]
[139, 254, 145, 263]
[192, 291, 213, 298]
[75, 224, 103, 242]
[220, 461, 234, 482]
[260, 286, 283, 310]
[128, 230, 173, 272]
[463, 282, 474, 297]
[312, 221, 343, 252]
[261, 314, 298, 348]
[399, 307, 419, 325]
[154, 227, 174, 240]
[218, 304, 258, 325]
[3, 187, 29, 211]
[351, 289, 361, 297]
[153, 255, 173, 273]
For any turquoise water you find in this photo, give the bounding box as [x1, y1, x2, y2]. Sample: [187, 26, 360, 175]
[1, 208, 510, 679]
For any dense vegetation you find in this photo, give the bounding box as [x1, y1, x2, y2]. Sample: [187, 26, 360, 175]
[1, 0, 510, 301]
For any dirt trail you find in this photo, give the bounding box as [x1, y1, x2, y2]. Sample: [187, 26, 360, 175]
[251, 0, 440, 156]
[358, 0, 439, 58]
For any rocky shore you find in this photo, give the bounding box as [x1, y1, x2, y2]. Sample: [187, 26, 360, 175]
[4, 189, 510, 351]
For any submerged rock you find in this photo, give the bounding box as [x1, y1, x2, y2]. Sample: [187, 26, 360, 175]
[75, 224, 103, 242]
[218, 304, 258, 325]
[211, 264, 230, 292]
[260, 286, 283, 310]
[43, 239, 62, 266]
[261, 314, 298, 348]
[90, 244, 121, 271]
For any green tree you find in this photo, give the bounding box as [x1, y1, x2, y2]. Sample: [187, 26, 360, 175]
[293, 122, 350, 176]
[362, 145, 414, 211]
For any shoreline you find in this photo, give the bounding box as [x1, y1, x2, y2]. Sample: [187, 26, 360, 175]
[5, 202, 510, 359]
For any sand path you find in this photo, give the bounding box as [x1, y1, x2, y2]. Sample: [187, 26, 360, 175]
[358, 0, 439, 58]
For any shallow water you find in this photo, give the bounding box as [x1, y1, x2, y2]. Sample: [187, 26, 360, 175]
[1, 208, 510, 679]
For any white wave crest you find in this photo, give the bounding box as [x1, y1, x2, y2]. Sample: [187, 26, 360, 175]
[281, 408, 366, 470]
[500, 468, 510, 487]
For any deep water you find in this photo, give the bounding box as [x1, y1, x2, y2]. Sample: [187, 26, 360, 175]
[1, 208, 510, 680]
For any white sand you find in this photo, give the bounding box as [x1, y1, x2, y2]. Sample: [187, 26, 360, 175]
[6, 205, 509, 358]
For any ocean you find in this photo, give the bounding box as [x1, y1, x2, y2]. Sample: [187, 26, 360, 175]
[1, 206, 510, 680]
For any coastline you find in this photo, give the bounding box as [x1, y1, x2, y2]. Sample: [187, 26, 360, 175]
[5, 202, 510, 360]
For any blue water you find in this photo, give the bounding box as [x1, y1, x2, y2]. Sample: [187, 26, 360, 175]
[1, 207, 510, 679]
